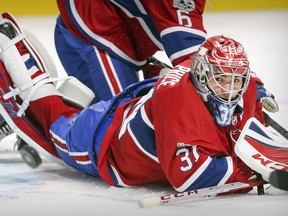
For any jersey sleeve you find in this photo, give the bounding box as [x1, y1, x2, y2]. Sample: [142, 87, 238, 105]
[150, 70, 255, 192]
[141, 0, 207, 65]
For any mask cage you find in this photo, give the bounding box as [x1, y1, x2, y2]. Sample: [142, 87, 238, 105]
[191, 55, 250, 106]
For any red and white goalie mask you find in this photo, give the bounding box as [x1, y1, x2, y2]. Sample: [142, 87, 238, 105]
[191, 35, 251, 126]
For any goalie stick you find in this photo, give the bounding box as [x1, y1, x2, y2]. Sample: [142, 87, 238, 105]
[150, 56, 172, 69]
[264, 112, 288, 140]
[138, 180, 266, 208]
[258, 113, 288, 192]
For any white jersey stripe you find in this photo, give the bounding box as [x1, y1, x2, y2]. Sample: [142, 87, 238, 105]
[68, 0, 146, 66]
[217, 156, 233, 185]
[174, 157, 212, 192]
[110, 164, 131, 187]
[140, 105, 154, 130]
[94, 47, 123, 95]
[50, 130, 92, 165]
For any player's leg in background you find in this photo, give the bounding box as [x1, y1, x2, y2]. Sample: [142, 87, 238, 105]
[54, 16, 140, 103]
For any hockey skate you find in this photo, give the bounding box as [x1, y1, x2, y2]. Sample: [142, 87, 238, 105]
[0, 113, 42, 168]
[0, 113, 13, 141]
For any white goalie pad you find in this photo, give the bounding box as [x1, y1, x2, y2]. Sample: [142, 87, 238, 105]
[57, 77, 95, 109]
[12, 16, 95, 108]
[21, 25, 59, 78]
[21, 24, 95, 107]
[0, 12, 96, 169]
[235, 117, 288, 182]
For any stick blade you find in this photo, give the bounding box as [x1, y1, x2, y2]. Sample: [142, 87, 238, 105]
[269, 170, 288, 191]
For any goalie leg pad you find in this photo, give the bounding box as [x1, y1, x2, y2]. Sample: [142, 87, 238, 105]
[0, 12, 95, 166]
[0, 13, 95, 108]
[0, 58, 64, 165]
[0, 12, 67, 165]
[0, 12, 61, 111]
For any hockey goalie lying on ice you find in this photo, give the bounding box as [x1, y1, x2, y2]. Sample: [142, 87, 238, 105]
[0, 12, 287, 194]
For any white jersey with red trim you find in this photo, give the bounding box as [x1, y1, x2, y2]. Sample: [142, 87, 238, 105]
[97, 59, 264, 192]
[57, 0, 207, 66]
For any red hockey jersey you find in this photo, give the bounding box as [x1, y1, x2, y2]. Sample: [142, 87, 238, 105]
[57, 0, 207, 66]
[98, 59, 262, 192]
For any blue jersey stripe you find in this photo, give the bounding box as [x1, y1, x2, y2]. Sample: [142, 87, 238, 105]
[129, 105, 157, 160]
[183, 156, 231, 191]
[161, 28, 206, 59]
[111, 0, 162, 45]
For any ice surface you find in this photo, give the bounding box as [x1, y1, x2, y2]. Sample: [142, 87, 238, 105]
[0, 10, 288, 216]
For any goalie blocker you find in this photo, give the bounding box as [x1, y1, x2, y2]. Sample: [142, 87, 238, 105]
[235, 116, 288, 182]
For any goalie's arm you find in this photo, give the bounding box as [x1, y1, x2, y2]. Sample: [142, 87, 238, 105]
[160, 145, 255, 193]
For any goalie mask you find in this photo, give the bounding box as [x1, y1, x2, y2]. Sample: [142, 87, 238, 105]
[191, 35, 251, 126]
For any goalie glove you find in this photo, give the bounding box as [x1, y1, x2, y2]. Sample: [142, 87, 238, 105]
[141, 57, 171, 79]
[256, 83, 279, 113]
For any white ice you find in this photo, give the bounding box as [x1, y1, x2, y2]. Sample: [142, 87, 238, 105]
[0, 10, 288, 216]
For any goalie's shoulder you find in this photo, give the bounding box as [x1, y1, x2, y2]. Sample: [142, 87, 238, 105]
[155, 59, 192, 90]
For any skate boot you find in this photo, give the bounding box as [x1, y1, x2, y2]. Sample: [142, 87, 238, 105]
[16, 136, 42, 168]
[0, 114, 13, 141]
[0, 113, 42, 168]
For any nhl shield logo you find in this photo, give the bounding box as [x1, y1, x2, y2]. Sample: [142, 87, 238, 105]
[173, 0, 195, 12]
